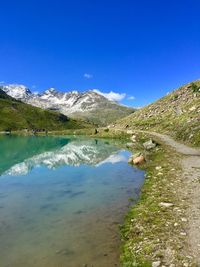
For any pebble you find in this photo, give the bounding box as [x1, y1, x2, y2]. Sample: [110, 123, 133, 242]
[159, 202, 174, 208]
[152, 261, 161, 267]
[156, 166, 162, 170]
[181, 218, 187, 222]
[180, 232, 187, 236]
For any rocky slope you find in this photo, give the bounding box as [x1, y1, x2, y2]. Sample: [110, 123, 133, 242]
[0, 84, 134, 126]
[115, 80, 200, 146]
[0, 89, 91, 131]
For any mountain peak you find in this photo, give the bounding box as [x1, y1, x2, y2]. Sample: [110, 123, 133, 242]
[68, 90, 79, 94]
[44, 88, 58, 94]
[1, 84, 134, 126]
[1, 84, 32, 99]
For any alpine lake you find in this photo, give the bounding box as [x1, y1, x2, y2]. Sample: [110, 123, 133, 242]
[0, 135, 145, 267]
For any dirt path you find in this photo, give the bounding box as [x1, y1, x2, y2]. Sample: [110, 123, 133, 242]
[147, 132, 200, 265]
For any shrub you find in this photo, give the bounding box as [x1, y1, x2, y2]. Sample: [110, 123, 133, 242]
[191, 83, 200, 93]
[104, 128, 109, 132]
[173, 94, 178, 100]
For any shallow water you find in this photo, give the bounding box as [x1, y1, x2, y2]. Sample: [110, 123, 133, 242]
[0, 135, 144, 267]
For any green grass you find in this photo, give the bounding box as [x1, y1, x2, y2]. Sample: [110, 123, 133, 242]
[116, 80, 200, 147]
[0, 90, 92, 131]
[69, 105, 135, 126]
[120, 133, 191, 266]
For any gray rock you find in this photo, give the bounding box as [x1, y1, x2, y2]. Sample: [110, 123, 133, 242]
[152, 261, 161, 267]
[143, 139, 156, 150]
[126, 142, 134, 148]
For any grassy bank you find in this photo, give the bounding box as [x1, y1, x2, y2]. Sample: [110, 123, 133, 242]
[120, 133, 193, 266]
[2, 127, 130, 140]
[45, 127, 129, 139]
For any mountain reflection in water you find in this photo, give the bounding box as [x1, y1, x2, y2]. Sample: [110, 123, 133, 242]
[0, 135, 145, 267]
[0, 135, 126, 176]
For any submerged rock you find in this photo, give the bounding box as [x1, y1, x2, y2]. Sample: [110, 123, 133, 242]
[128, 156, 134, 163]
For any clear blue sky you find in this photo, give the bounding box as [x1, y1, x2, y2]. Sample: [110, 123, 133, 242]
[0, 0, 200, 106]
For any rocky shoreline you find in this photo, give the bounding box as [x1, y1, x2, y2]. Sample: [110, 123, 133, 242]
[120, 130, 200, 267]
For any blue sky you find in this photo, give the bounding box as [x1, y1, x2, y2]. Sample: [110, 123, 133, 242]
[0, 0, 200, 106]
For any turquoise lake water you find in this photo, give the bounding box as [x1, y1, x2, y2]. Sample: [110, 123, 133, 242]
[0, 135, 145, 267]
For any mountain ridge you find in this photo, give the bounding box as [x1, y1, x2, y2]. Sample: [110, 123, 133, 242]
[0, 88, 91, 131]
[0, 84, 134, 126]
[114, 80, 200, 146]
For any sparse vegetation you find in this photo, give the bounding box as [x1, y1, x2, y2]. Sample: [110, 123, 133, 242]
[120, 133, 193, 266]
[191, 82, 200, 93]
[115, 80, 200, 147]
[104, 128, 109, 132]
[71, 105, 135, 127]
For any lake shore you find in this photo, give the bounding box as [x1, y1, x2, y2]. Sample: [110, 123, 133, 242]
[1, 128, 200, 266]
[120, 130, 200, 267]
[0, 135, 145, 267]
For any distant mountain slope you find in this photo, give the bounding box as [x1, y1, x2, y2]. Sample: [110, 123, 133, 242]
[115, 80, 200, 146]
[0, 89, 91, 131]
[1, 85, 134, 126]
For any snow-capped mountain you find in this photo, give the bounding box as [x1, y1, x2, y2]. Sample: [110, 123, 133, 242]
[1, 84, 31, 99]
[26, 88, 104, 114]
[0, 84, 134, 125]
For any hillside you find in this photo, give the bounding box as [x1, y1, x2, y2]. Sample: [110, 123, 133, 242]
[1, 85, 134, 126]
[69, 101, 134, 126]
[0, 89, 91, 131]
[115, 80, 200, 146]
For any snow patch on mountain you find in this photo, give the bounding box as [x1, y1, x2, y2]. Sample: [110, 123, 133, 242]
[2, 84, 31, 100]
[0, 84, 115, 113]
[0, 84, 134, 125]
